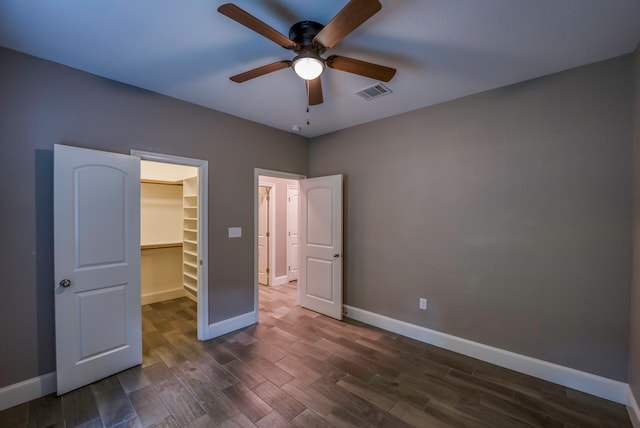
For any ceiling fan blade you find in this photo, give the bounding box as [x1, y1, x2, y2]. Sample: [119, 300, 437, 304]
[307, 77, 323, 105]
[218, 3, 296, 49]
[326, 55, 396, 82]
[230, 61, 292, 83]
[313, 0, 381, 49]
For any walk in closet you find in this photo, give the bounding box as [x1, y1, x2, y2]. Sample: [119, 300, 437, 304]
[140, 161, 199, 304]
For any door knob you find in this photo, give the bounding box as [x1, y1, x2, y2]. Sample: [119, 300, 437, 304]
[333, 253, 341, 258]
[59, 278, 71, 288]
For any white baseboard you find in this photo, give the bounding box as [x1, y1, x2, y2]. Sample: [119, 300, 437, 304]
[141, 288, 185, 305]
[273, 275, 289, 286]
[205, 310, 257, 340]
[344, 305, 628, 404]
[0, 372, 56, 412]
[271, 275, 290, 287]
[628, 385, 640, 427]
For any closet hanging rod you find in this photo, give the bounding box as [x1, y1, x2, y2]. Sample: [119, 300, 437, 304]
[141, 242, 183, 250]
[141, 179, 183, 186]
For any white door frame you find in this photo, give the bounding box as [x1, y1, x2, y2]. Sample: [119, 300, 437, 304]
[254, 169, 305, 320]
[132, 150, 209, 341]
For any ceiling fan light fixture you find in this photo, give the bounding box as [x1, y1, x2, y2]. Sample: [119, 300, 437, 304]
[293, 54, 324, 80]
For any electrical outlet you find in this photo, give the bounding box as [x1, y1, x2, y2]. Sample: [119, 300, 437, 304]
[419, 298, 427, 310]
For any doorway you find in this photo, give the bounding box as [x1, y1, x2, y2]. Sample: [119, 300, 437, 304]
[255, 170, 344, 321]
[132, 150, 209, 341]
[254, 170, 304, 318]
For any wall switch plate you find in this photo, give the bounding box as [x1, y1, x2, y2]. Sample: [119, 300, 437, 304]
[228, 227, 242, 238]
[419, 298, 427, 310]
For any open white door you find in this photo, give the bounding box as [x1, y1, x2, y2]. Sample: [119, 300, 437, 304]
[258, 186, 270, 285]
[287, 185, 299, 282]
[54, 144, 142, 395]
[299, 175, 343, 320]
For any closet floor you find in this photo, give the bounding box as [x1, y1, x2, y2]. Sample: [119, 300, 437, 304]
[1, 281, 632, 427]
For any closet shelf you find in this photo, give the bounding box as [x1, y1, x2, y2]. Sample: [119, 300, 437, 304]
[141, 179, 182, 186]
[183, 272, 198, 281]
[141, 242, 183, 250]
[183, 176, 199, 302]
[183, 284, 197, 293]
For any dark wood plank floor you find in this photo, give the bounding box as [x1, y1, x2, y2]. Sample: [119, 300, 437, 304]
[1, 282, 632, 427]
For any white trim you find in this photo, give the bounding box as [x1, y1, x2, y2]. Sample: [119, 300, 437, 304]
[141, 288, 186, 305]
[131, 150, 209, 341]
[344, 305, 628, 404]
[272, 275, 289, 286]
[628, 385, 640, 428]
[0, 372, 56, 411]
[205, 311, 257, 339]
[254, 169, 306, 316]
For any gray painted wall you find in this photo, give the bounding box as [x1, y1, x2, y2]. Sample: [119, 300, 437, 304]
[629, 44, 640, 398]
[0, 47, 308, 388]
[310, 56, 633, 381]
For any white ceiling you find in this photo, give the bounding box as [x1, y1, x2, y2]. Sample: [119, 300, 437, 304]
[1, 1, 639, 138]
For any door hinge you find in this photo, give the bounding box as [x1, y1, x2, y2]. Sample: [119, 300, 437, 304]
[266, 268, 270, 273]
[266, 232, 270, 238]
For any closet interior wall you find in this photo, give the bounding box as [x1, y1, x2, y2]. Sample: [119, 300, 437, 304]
[140, 173, 198, 304]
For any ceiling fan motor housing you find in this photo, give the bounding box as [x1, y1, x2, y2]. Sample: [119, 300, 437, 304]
[289, 21, 326, 54]
[218, 1, 394, 104]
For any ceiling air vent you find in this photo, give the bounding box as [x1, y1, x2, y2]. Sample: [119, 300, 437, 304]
[354, 83, 393, 101]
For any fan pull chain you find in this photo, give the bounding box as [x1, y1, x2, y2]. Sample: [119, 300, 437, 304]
[306, 80, 311, 126]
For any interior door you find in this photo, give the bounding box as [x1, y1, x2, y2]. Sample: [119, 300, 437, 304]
[54, 144, 141, 395]
[299, 175, 343, 319]
[287, 185, 299, 281]
[258, 186, 270, 285]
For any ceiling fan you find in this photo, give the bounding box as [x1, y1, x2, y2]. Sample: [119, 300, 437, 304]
[218, 0, 396, 106]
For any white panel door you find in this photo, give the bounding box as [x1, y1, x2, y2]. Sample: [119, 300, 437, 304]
[299, 175, 343, 320]
[287, 185, 299, 281]
[54, 144, 141, 395]
[258, 186, 270, 285]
